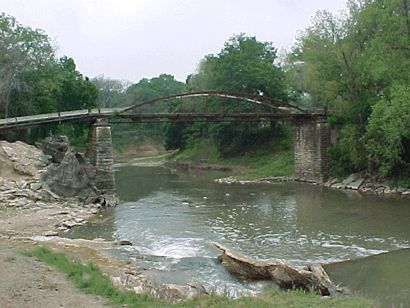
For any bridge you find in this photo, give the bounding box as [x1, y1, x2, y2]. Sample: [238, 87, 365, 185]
[0, 91, 331, 191]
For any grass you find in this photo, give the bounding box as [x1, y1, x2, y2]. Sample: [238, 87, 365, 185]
[24, 246, 167, 308]
[172, 138, 294, 180]
[181, 288, 372, 308]
[24, 247, 372, 308]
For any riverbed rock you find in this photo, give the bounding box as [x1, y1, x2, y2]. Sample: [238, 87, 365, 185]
[402, 189, 410, 195]
[346, 178, 365, 190]
[119, 239, 133, 246]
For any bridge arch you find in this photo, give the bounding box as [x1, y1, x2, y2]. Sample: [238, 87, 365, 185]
[120, 91, 308, 115]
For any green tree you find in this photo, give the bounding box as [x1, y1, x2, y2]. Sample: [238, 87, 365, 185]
[125, 74, 186, 112]
[291, 0, 410, 177]
[0, 13, 55, 118]
[91, 75, 129, 108]
[365, 84, 410, 176]
[175, 34, 288, 155]
[0, 13, 98, 146]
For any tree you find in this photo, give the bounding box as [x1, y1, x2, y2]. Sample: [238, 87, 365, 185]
[91, 75, 129, 108]
[176, 34, 288, 156]
[290, 0, 410, 177]
[53, 56, 97, 112]
[365, 84, 410, 176]
[0, 13, 99, 146]
[0, 13, 55, 118]
[125, 74, 186, 112]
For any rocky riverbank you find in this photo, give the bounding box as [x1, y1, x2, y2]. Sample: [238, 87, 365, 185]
[215, 174, 410, 197]
[0, 139, 210, 304]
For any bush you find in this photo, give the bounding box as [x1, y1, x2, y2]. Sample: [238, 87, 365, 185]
[364, 84, 410, 177]
[329, 125, 367, 178]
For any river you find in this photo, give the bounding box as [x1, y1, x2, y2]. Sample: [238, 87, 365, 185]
[68, 165, 410, 306]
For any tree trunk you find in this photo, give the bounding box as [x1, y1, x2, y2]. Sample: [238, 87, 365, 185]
[214, 242, 346, 296]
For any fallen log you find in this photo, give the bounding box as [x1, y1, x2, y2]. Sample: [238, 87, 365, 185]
[214, 242, 345, 296]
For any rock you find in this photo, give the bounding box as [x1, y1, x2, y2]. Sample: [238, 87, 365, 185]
[38, 154, 52, 165]
[342, 174, 359, 186]
[402, 189, 410, 195]
[41, 136, 69, 163]
[346, 178, 365, 190]
[16, 198, 29, 207]
[119, 239, 133, 246]
[214, 242, 345, 296]
[30, 182, 43, 191]
[396, 187, 408, 194]
[43, 231, 59, 237]
[0, 141, 45, 177]
[375, 187, 385, 194]
[331, 182, 345, 189]
[41, 150, 96, 199]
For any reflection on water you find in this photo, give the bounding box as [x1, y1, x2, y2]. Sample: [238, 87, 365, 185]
[69, 166, 410, 304]
[325, 248, 410, 307]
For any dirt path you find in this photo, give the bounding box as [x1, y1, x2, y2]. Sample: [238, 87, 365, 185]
[0, 206, 112, 307]
[0, 239, 109, 308]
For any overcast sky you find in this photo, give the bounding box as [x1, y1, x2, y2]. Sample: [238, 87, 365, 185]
[2, 0, 346, 83]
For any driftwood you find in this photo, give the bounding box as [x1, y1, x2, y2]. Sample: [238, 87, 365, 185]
[214, 243, 345, 296]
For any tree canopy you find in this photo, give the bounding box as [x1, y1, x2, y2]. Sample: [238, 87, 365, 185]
[0, 13, 97, 144]
[165, 34, 288, 155]
[288, 0, 410, 177]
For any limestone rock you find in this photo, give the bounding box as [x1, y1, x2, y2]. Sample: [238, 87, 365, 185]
[41, 150, 96, 199]
[346, 178, 365, 190]
[41, 135, 69, 163]
[342, 174, 359, 186]
[0, 141, 45, 178]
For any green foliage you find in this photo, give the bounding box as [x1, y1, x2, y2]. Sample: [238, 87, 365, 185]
[164, 122, 187, 150]
[329, 125, 366, 178]
[364, 84, 410, 176]
[126, 74, 186, 111]
[166, 34, 288, 156]
[0, 13, 97, 146]
[0, 13, 55, 118]
[91, 75, 129, 108]
[111, 74, 187, 150]
[175, 124, 294, 179]
[290, 0, 410, 179]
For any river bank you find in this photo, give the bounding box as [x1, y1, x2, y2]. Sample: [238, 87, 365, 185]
[214, 174, 410, 197]
[0, 139, 211, 304]
[0, 140, 375, 306]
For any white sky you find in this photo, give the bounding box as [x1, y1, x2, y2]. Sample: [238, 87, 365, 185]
[2, 0, 347, 82]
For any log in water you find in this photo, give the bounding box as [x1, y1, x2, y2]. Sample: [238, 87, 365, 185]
[214, 242, 345, 296]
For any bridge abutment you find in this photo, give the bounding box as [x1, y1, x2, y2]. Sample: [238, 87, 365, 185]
[87, 118, 115, 192]
[294, 116, 330, 182]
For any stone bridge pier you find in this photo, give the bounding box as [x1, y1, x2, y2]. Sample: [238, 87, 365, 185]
[294, 116, 330, 183]
[87, 118, 115, 192]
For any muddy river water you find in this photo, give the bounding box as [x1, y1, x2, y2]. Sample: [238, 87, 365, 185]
[68, 165, 410, 306]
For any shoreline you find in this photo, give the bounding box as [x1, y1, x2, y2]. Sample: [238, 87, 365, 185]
[214, 174, 410, 197]
[159, 157, 410, 197]
[0, 147, 389, 306]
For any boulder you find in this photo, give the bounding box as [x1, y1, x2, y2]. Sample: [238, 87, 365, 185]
[346, 178, 365, 190]
[342, 174, 359, 186]
[40, 149, 97, 199]
[41, 135, 70, 163]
